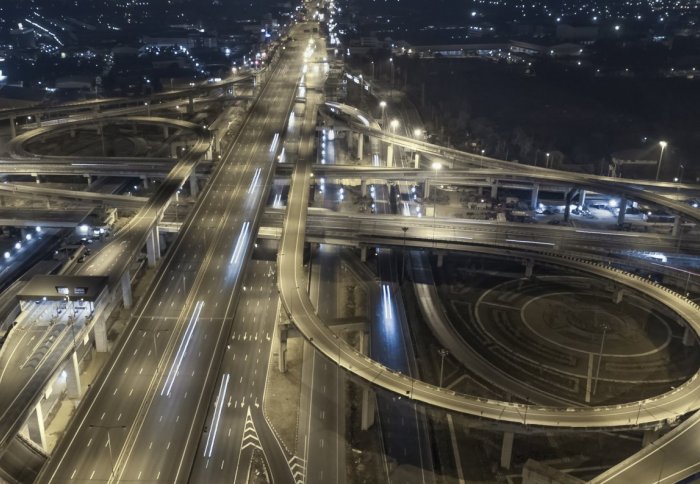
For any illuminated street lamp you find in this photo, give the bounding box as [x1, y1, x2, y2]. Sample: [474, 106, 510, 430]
[379, 100, 387, 127]
[390, 118, 399, 133]
[656, 140, 668, 181]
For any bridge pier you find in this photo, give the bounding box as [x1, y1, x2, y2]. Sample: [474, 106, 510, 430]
[121, 270, 133, 310]
[386, 144, 394, 167]
[500, 431, 514, 469]
[141, 176, 149, 189]
[188, 95, 194, 114]
[490, 179, 498, 200]
[612, 288, 624, 304]
[94, 317, 108, 352]
[26, 402, 47, 451]
[189, 174, 199, 197]
[162, 126, 169, 138]
[530, 183, 539, 210]
[361, 386, 376, 430]
[146, 226, 161, 267]
[579, 189, 587, 207]
[65, 351, 83, 399]
[683, 326, 695, 346]
[563, 189, 574, 222]
[525, 259, 534, 278]
[414, 152, 420, 169]
[9, 116, 16, 139]
[356, 133, 364, 161]
[672, 216, 681, 237]
[359, 330, 375, 430]
[617, 196, 627, 226]
[424, 180, 430, 199]
[360, 246, 368, 262]
[437, 253, 444, 268]
[642, 429, 661, 447]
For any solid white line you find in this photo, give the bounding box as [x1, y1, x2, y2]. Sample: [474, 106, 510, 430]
[204, 373, 230, 457]
[162, 301, 204, 396]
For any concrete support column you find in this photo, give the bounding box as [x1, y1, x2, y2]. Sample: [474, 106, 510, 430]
[642, 429, 661, 447]
[85, 174, 93, 185]
[525, 259, 534, 278]
[20, 228, 28, 240]
[361, 386, 376, 430]
[278, 324, 288, 373]
[360, 179, 367, 197]
[579, 189, 587, 207]
[414, 153, 420, 169]
[424, 180, 430, 199]
[386, 144, 394, 167]
[490, 179, 498, 200]
[500, 431, 514, 469]
[188, 95, 194, 114]
[437, 253, 444, 268]
[141, 176, 149, 189]
[360, 246, 367, 262]
[121, 270, 133, 310]
[94, 317, 108, 352]
[531, 183, 540, 209]
[356, 133, 364, 160]
[171, 142, 180, 158]
[672, 216, 682, 237]
[189, 174, 199, 197]
[26, 403, 47, 450]
[612, 288, 623, 304]
[35, 175, 41, 184]
[146, 227, 161, 267]
[617, 196, 627, 226]
[9, 117, 17, 139]
[347, 131, 355, 152]
[65, 351, 82, 399]
[683, 326, 695, 347]
[162, 126, 169, 138]
[563, 190, 574, 222]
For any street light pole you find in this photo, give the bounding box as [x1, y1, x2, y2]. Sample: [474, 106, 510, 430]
[593, 324, 607, 395]
[438, 348, 449, 387]
[656, 140, 667, 181]
[401, 227, 408, 283]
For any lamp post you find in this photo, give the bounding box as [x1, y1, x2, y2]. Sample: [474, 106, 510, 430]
[401, 226, 409, 283]
[593, 324, 608, 395]
[379, 101, 387, 128]
[438, 348, 449, 387]
[431, 162, 441, 240]
[545, 152, 551, 169]
[390, 118, 399, 133]
[656, 140, 668, 181]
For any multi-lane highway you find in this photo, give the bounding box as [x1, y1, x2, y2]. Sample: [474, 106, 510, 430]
[36, 19, 311, 484]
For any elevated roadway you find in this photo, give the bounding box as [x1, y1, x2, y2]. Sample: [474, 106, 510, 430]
[0, 72, 255, 122]
[0, 117, 210, 481]
[36, 21, 310, 484]
[323, 103, 700, 217]
[277, 126, 700, 430]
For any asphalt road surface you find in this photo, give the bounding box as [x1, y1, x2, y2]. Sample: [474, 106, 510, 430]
[37, 21, 312, 484]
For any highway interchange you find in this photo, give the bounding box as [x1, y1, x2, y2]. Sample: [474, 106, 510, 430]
[0, 2, 698, 482]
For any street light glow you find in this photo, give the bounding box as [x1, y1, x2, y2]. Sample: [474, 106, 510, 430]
[432, 162, 442, 170]
[660, 140, 668, 148]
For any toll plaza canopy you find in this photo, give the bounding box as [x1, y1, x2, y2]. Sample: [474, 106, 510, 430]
[17, 275, 108, 302]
